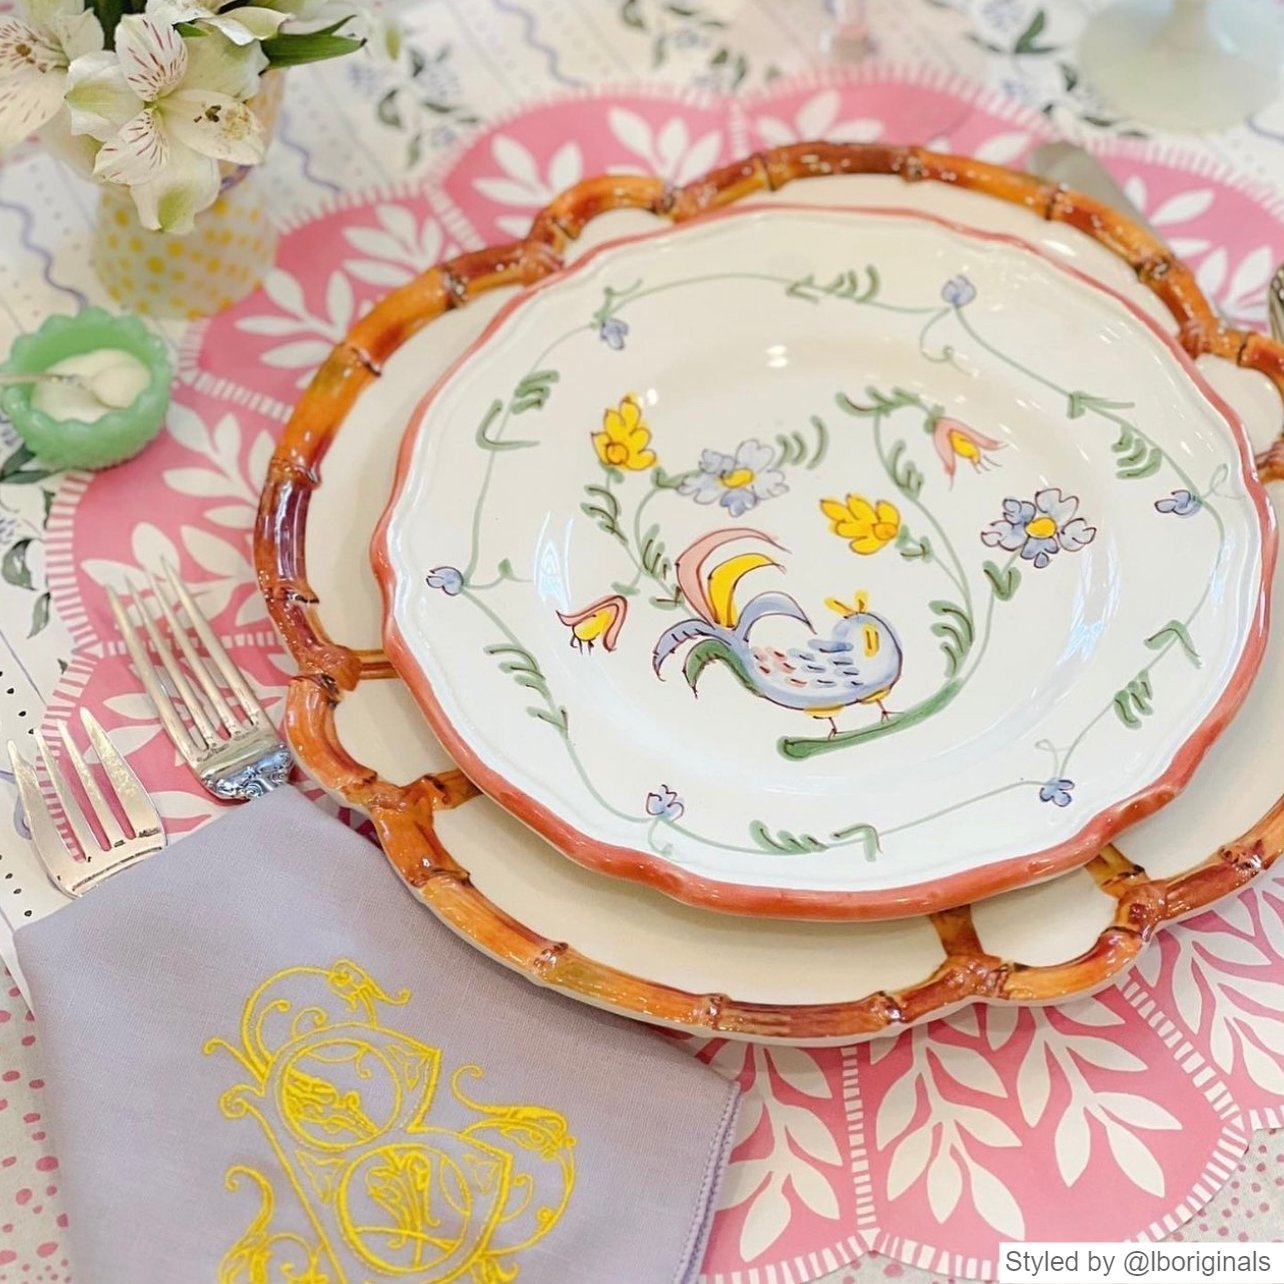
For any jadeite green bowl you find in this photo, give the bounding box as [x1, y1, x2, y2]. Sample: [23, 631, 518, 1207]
[0, 308, 173, 471]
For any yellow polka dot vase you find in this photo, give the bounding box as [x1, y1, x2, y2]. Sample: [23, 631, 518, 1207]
[90, 72, 284, 320]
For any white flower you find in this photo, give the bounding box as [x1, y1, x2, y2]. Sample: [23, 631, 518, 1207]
[65, 14, 266, 233]
[0, 0, 103, 149]
[678, 438, 789, 518]
[144, 0, 290, 46]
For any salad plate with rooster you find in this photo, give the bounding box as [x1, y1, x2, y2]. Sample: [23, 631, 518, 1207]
[372, 205, 1275, 919]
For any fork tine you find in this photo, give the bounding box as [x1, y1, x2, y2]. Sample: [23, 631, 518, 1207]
[108, 585, 205, 765]
[125, 573, 222, 747]
[55, 719, 126, 847]
[124, 576, 222, 748]
[163, 561, 272, 729]
[7, 741, 82, 895]
[145, 568, 242, 735]
[36, 731, 103, 859]
[80, 711, 162, 841]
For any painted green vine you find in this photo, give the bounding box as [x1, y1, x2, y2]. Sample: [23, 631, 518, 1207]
[418, 251, 1245, 867]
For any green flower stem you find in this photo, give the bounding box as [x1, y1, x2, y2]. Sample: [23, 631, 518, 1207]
[462, 588, 643, 827]
[917, 306, 959, 364]
[871, 411, 972, 619]
[950, 304, 1229, 779]
[626, 480, 667, 591]
[604, 270, 944, 326]
[953, 304, 1067, 400]
[645, 816, 673, 856]
[591, 278, 643, 326]
[879, 780, 1040, 841]
[469, 568, 531, 592]
[779, 679, 963, 759]
[464, 323, 586, 580]
[954, 305, 1208, 498]
[783, 407, 986, 759]
[1055, 509, 1224, 778]
[960, 552, 1016, 686]
[448, 265, 1238, 863]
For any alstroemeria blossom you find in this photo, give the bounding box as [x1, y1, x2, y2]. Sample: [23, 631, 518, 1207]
[0, 0, 103, 149]
[65, 14, 266, 232]
[144, 0, 290, 47]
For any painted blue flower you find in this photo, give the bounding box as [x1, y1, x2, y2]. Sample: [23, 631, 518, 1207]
[1039, 778, 1075, 807]
[678, 438, 788, 518]
[998, 77, 1040, 109]
[599, 316, 629, 350]
[981, 487, 1096, 570]
[673, 26, 709, 49]
[982, 0, 1023, 31]
[346, 60, 381, 97]
[941, 275, 977, 307]
[426, 566, 464, 595]
[645, 785, 684, 822]
[1155, 489, 1201, 517]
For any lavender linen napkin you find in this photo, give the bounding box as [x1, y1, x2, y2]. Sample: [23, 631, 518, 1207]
[15, 786, 740, 1284]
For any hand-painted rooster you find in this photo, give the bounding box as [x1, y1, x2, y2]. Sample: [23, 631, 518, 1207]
[652, 529, 904, 736]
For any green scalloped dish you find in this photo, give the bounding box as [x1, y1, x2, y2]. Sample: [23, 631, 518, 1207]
[1, 307, 173, 471]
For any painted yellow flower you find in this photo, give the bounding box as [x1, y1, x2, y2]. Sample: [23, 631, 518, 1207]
[821, 493, 901, 554]
[593, 394, 657, 470]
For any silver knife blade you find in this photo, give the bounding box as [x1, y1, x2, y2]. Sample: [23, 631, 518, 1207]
[1026, 141, 1160, 241]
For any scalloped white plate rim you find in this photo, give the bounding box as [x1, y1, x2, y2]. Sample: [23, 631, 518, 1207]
[373, 203, 1276, 920]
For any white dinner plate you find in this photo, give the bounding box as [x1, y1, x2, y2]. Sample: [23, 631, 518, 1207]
[373, 205, 1274, 919]
[300, 174, 1284, 1040]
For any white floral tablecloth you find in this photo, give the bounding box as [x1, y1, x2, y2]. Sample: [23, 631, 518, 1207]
[3, 2, 1284, 1278]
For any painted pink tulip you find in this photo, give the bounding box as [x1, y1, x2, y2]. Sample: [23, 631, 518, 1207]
[932, 417, 1003, 484]
[557, 594, 628, 653]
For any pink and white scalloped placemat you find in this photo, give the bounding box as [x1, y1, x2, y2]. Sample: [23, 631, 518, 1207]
[16, 69, 1284, 1283]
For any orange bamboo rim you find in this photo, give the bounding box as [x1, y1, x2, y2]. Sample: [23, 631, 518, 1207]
[256, 142, 1284, 1041]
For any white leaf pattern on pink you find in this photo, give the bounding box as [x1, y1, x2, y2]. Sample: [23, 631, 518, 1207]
[473, 135, 584, 237]
[969, 1160, 1026, 1239]
[871, 1026, 1026, 1236]
[341, 205, 446, 288]
[695, 1040, 844, 1261]
[753, 89, 882, 147]
[607, 107, 722, 184]
[236, 267, 360, 387]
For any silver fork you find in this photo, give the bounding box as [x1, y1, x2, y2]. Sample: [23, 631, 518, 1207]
[7, 711, 165, 897]
[1269, 265, 1284, 342]
[107, 563, 292, 801]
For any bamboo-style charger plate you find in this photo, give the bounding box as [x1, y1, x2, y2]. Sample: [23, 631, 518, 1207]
[258, 144, 1284, 1043]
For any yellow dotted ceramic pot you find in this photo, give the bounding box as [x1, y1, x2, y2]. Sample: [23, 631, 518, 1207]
[90, 72, 284, 320]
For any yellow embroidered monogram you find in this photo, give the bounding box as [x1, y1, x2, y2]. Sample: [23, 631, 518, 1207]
[204, 960, 576, 1282]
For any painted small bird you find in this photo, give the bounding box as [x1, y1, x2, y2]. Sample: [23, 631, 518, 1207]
[652, 529, 905, 736]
